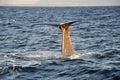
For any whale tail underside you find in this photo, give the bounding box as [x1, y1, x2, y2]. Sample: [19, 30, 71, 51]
[32, 20, 80, 56]
[59, 21, 80, 56]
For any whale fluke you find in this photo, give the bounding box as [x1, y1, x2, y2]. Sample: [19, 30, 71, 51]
[31, 23, 59, 27]
[32, 20, 80, 56]
[59, 21, 80, 56]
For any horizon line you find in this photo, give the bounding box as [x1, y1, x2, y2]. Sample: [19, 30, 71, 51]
[0, 5, 120, 7]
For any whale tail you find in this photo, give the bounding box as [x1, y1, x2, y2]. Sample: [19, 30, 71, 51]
[32, 20, 80, 56]
[58, 21, 79, 56]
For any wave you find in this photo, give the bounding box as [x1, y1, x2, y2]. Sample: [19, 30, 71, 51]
[0, 50, 120, 80]
[3, 51, 105, 60]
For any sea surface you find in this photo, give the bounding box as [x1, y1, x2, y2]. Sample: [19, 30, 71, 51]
[0, 6, 120, 80]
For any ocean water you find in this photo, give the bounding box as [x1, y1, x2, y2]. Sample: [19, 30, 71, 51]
[0, 6, 120, 80]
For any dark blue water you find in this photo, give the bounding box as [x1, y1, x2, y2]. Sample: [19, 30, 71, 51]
[0, 6, 120, 80]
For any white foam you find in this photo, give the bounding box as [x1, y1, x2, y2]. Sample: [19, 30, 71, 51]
[68, 52, 101, 59]
[24, 52, 62, 59]
[4, 51, 101, 60]
[68, 54, 81, 59]
[26, 53, 50, 58]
